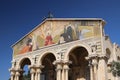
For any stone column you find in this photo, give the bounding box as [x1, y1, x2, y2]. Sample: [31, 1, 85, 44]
[92, 58, 98, 80]
[56, 63, 62, 80]
[88, 54, 98, 80]
[53, 60, 62, 80]
[90, 65, 94, 80]
[30, 68, 35, 80]
[98, 56, 108, 80]
[62, 67, 65, 80]
[9, 68, 15, 80]
[63, 64, 69, 80]
[86, 56, 96, 80]
[35, 72, 37, 80]
[29, 65, 44, 80]
[11, 76, 14, 80]
[88, 59, 94, 80]
[16, 71, 20, 80]
[10, 71, 15, 80]
[63, 61, 71, 80]
[36, 68, 41, 80]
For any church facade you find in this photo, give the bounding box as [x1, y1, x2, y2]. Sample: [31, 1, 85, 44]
[9, 18, 120, 80]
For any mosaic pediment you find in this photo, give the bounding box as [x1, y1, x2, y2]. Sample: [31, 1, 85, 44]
[13, 19, 101, 57]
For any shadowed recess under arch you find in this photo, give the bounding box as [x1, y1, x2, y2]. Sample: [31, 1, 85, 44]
[19, 58, 31, 69]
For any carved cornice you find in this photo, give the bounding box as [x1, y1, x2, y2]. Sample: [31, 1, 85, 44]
[29, 64, 44, 69]
[15, 68, 24, 74]
[98, 54, 108, 60]
[53, 60, 63, 65]
[63, 60, 72, 65]
[53, 60, 72, 65]
[87, 54, 99, 66]
[88, 54, 98, 60]
[88, 54, 108, 60]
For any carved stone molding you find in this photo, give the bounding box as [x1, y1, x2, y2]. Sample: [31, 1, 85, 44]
[57, 48, 67, 60]
[63, 60, 72, 65]
[87, 54, 99, 67]
[9, 68, 16, 76]
[98, 54, 108, 60]
[88, 54, 98, 59]
[53, 60, 72, 66]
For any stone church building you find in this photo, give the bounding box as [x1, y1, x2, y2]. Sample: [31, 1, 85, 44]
[9, 18, 120, 80]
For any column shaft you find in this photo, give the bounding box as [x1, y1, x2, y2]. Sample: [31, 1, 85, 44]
[35, 73, 38, 80]
[15, 71, 20, 80]
[11, 75, 14, 80]
[10, 72, 15, 80]
[31, 73, 34, 80]
[10, 69, 15, 80]
[30, 67, 35, 80]
[56, 64, 62, 80]
[93, 64, 97, 80]
[62, 69, 65, 80]
[37, 72, 40, 80]
[90, 66, 94, 80]
[57, 69, 61, 80]
[37, 68, 41, 80]
[65, 69, 69, 80]
[16, 76, 19, 80]
[63, 64, 69, 80]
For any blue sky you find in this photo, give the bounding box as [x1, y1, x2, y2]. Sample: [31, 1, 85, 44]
[0, 0, 120, 80]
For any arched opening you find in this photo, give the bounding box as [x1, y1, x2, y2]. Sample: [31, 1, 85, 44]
[19, 58, 31, 80]
[41, 53, 56, 80]
[69, 47, 90, 80]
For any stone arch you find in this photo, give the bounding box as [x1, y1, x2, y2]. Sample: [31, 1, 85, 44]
[17, 57, 33, 69]
[38, 51, 57, 65]
[17, 57, 32, 80]
[41, 53, 56, 66]
[69, 53, 78, 65]
[64, 43, 91, 60]
[68, 46, 90, 80]
[40, 52, 56, 80]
